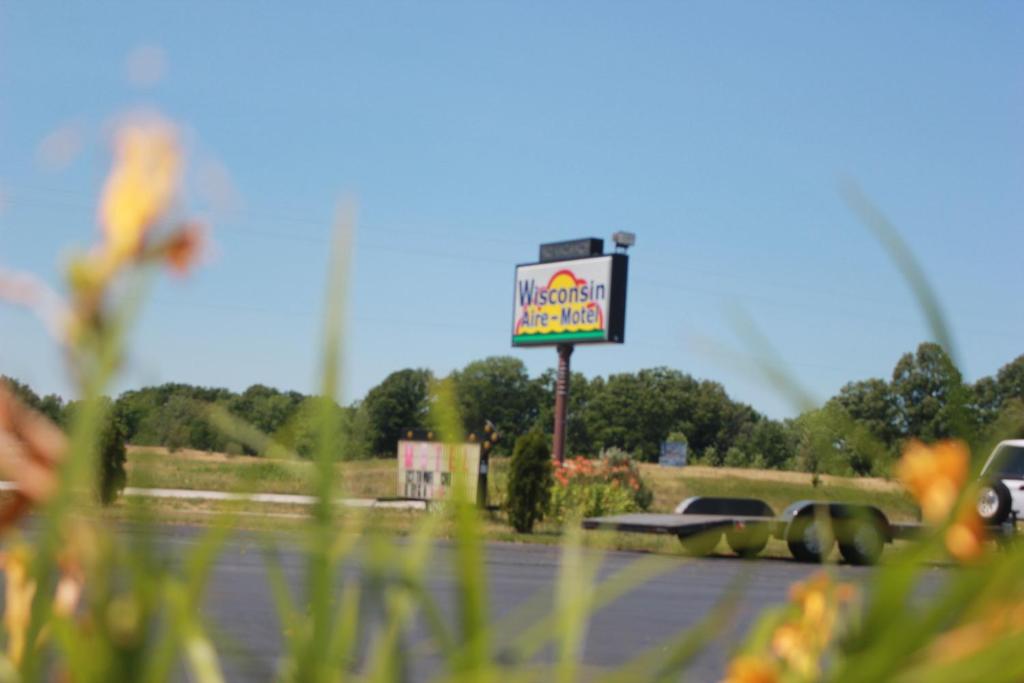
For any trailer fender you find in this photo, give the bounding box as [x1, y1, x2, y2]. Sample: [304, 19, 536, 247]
[674, 496, 775, 517]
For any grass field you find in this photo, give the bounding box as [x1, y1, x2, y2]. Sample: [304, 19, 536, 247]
[123, 446, 920, 560]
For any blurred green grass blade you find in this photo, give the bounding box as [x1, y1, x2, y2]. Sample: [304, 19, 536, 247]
[183, 516, 235, 605]
[511, 554, 680, 661]
[834, 555, 998, 682]
[317, 200, 355, 404]
[327, 577, 361, 680]
[595, 572, 744, 683]
[260, 541, 301, 658]
[366, 512, 440, 678]
[182, 623, 226, 683]
[164, 581, 225, 683]
[399, 514, 457, 661]
[451, 500, 490, 680]
[409, 584, 457, 664]
[207, 405, 297, 463]
[892, 628, 1024, 683]
[723, 307, 819, 414]
[555, 523, 597, 683]
[840, 179, 957, 364]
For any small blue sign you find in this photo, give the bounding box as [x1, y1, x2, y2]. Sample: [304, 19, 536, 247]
[659, 440, 688, 467]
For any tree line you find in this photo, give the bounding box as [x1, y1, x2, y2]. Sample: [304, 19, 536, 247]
[5, 342, 1023, 477]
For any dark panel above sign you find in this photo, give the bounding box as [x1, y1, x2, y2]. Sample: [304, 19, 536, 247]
[539, 238, 604, 263]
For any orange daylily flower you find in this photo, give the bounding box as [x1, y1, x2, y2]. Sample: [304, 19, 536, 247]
[897, 439, 970, 524]
[98, 120, 181, 266]
[725, 572, 856, 682]
[945, 504, 986, 563]
[897, 439, 988, 562]
[721, 655, 779, 683]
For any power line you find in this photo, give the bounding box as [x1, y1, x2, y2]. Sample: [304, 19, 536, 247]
[5, 184, 1021, 337]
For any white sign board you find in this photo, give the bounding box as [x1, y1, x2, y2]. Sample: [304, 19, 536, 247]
[397, 440, 481, 501]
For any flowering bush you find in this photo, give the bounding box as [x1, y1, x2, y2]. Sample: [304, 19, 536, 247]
[548, 455, 651, 524]
[600, 447, 654, 510]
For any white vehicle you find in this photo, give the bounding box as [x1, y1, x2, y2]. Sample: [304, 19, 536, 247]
[977, 439, 1024, 524]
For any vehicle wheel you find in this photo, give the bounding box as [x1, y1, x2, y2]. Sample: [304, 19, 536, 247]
[977, 481, 1012, 525]
[787, 516, 833, 563]
[725, 524, 769, 558]
[678, 530, 721, 557]
[838, 519, 885, 566]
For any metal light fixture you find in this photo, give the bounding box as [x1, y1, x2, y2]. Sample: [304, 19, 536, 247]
[612, 231, 636, 252]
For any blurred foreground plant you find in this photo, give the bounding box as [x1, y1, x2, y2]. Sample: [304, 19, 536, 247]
[3, 106, 1024, 683]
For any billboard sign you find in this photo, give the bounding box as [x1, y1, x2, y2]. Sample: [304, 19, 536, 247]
[659, 440, 688, 467]
[397, 440, 481, 501]
[512, 254, 628, 346]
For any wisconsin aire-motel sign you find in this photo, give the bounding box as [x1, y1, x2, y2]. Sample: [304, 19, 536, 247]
[512, 235, 632, 462]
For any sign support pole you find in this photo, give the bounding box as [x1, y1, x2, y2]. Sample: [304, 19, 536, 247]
[553, 343, 574, 464]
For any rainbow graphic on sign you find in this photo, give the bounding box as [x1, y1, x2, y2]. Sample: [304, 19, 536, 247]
[513, 264, 609, 344]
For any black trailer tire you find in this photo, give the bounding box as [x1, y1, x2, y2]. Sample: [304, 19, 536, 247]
[678, 530, 721, 557]
[787, 516, 833, 563]
[838, 519, 886, 566]
[977, 481, 1012, 525]
[725, 524, 770, 558]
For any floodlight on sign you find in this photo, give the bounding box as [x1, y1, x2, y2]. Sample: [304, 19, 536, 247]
[612, 231, 636, 250]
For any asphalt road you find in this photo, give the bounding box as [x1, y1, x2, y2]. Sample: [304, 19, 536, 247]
[141, 525, 945, 682]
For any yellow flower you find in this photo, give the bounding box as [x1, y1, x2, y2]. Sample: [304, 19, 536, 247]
[1, 543, 85, 665]
[98, 120, 180, 266]
[721, 655, 779, 683]
[897, 439, 970, 523]
[2, 545, 37, 665]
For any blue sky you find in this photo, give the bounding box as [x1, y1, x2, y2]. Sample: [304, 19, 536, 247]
[0, 3, 1021, 418]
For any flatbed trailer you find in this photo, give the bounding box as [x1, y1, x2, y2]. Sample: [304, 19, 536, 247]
[582, 496, 990, 565]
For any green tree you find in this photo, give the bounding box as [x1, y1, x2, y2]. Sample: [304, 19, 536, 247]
[506, 431, 552, 533]
[835, 378, 900, 448]
[117, 383, 234, 445]
[2, 375, 42, 407]
[139, 395, 224, 452]
[738, 419, 794, 470]
[363, 368, 433, 456]
[971, 376, 1002, 428]
[451, 357, 541, 453]
[533, 369, 595, 456]
[974, 355, 1024, 428]
[582, 369, 760, 462]
[284, 396, 369, 460]
[681, 380, 760, 457]
[996, 355, 1024, 404]
[891, 342, 968, 442]
[63, 398, 127, 504]
[227, 384, 305, 436]
[583, 368, 697, 460]
[1, 376, 65, 422]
